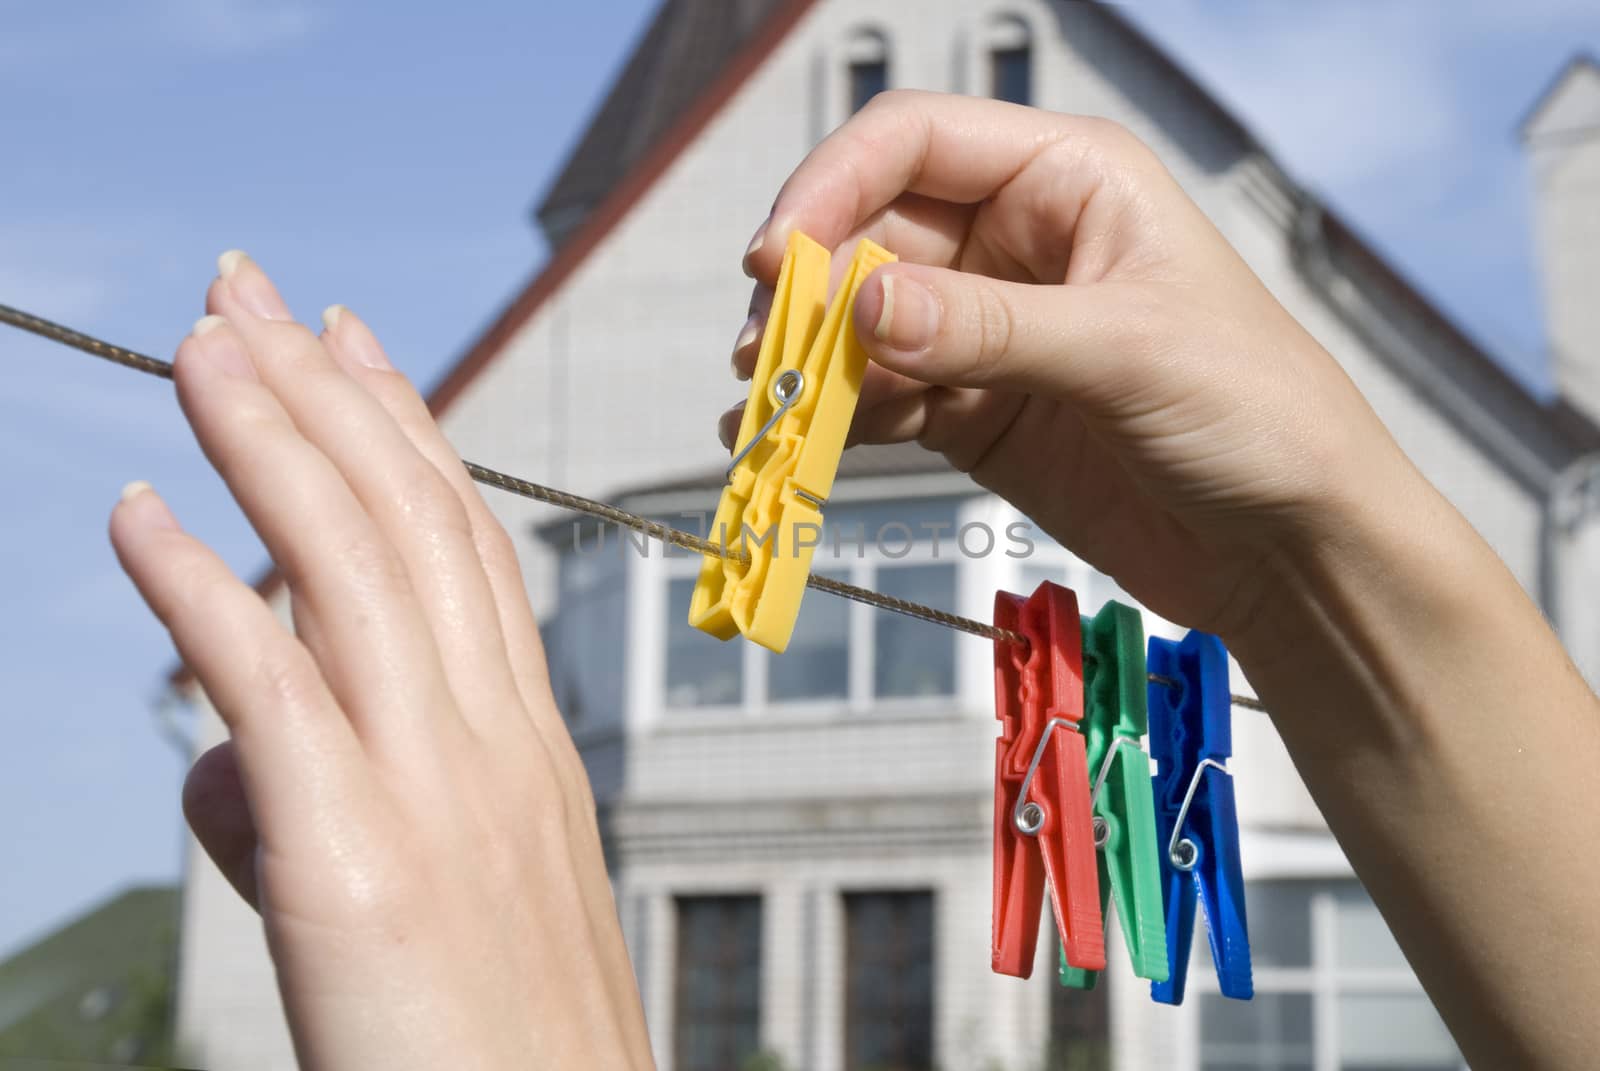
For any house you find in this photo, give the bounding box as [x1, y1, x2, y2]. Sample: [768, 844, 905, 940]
[169, 3, 1600, 1069]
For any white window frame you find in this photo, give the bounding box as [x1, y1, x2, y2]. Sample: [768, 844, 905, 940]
[1176, 875, 1468, 1071]
[650, 537, 970, 725]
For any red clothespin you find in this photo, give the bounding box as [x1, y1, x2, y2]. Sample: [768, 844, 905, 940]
[992, 581, 1106, 978]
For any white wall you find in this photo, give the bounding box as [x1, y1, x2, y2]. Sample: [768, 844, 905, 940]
[1529, 62, 1600, 424]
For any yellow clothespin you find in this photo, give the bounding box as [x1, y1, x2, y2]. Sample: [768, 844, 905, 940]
[689, 232, 895, 652]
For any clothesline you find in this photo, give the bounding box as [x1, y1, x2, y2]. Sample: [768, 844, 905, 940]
[0, 300, 1268, 714]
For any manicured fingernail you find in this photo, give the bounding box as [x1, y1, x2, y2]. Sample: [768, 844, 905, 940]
[189, 315, 256, 378]
[731, 315, 760, 367]
[873, 272, 938, 351]
[718, 404, 745, 451]
[217, 250, 248, 278]
[321, 304, 392, 370]
[118, 481, 178, 529]
[217, 250, 291, 321]
[741, 218, 769, 278]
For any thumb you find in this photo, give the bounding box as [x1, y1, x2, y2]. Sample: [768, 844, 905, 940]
[183, 740, 261, 911]
[852, 263, 1159, 402]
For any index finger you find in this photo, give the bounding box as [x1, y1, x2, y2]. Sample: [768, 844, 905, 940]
[745, 91, 1100, 283]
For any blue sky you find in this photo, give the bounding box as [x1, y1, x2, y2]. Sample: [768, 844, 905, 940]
[0, 0, 1595, 956]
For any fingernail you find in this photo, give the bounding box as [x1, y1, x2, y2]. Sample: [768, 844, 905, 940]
[217, 250, 291, 321]
[189, 315, 257, 379]
[873, 272, 938, 351]
[217, 249, 248, 278]
[731, 315, 760, 366]
[118, 480, 178, 529]
[741, 218, 769, 278]
[322, 304, 392, 370]
[718, 404, 745, 451]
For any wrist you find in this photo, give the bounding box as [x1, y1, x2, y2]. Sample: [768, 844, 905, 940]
[1224, 450, 1493, 751]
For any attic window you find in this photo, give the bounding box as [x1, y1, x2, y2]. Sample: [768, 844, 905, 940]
[846, 28, 890, 113]
[986, 15, 1032, 106]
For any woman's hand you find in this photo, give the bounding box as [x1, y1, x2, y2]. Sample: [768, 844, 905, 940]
[110, 253, 652, 1070]
[730, 91, 1409, 658]
[731, 92, 1600, 1069]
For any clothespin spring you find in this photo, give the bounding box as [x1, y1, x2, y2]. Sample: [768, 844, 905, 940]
[1013, 716, 1083, 835]
[725, 369, 805, 478]
[1167, 757, 1230, 870]
[1088, 735, 1146, 847]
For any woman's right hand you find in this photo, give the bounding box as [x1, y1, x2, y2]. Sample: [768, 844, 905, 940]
[729, 91, 1414, 659]
[732, 93, 1600, 1071]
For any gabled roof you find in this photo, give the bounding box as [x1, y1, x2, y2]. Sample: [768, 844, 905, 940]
[1519, 52, 1600, 141]
[535, 0, 788, 247]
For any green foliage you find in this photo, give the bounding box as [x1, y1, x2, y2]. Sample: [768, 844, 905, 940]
[0, 886, 178, 1067]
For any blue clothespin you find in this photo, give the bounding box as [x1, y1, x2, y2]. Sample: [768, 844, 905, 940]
[1148, 631, 1252, 1004]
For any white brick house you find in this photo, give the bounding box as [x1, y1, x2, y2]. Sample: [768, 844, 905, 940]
[170, 4, 1600, 1070]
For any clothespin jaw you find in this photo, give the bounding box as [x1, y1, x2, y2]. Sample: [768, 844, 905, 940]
[992, 581, 1106, 979]
[1148, 631, 1252, 1004]
[689, 232, 895, 652]
[1060, 601, 1170, 989]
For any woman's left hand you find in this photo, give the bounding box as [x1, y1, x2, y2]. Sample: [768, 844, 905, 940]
[110, 252, 653, 1069]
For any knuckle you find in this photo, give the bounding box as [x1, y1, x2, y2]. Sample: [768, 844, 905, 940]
[246, 649, 324, 716]
[325, 529, 411, 597]
[966, 282, 1018, 376]
[1079, 115, 1146, 158]
[392, 469, 474, 541]
[474, 519, 522, 579]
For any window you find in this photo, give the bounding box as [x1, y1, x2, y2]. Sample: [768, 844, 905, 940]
[1048, 934, 1110, 1071]
[1194, 880, 1464, 1071]
[845, 29, 890, 113]
[986, 16, 1032, 106]
[768, 568, 849, 701]
[661, 497, 972, 713]
[667, 577, 743, 708]
[874, 564, 957, 697]
[674, 896, 762, 1071]
[844, 892, 934, 1071]
[544, 548, 626, 724]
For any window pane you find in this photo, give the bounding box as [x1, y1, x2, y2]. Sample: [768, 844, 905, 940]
[1198, 880, 1312, 970]
[845, 892, 934, 1071]
[850, 60, 887, 113]
[1018, 561, 1064, 596]
[667, 578, 743, 708]
[1081, 569, 1135, 616]
[874, 565, 957, 698]
[1339, 993, 1461, 1070]
[1048, 934, 1110, 1071]
[1333, 885, 1410, 970]
[548, 556, 626, 724]
[770, 570, 849, 701]
[674, 897, 763, 1071]
[991, 46, 1032, 105]
[814, 496, 965, 566]
[1200, 992, 1314, 1071]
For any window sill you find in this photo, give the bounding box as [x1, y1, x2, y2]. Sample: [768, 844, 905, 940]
[650, 698, 982, 735]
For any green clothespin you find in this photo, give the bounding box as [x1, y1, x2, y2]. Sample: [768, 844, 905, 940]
[1059, 601, 1170, 988]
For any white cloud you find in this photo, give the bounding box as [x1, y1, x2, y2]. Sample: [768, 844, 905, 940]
[1122, 1, 1466, 187]
[0, 0, 322, 74]
[159, 0, 323, 56]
